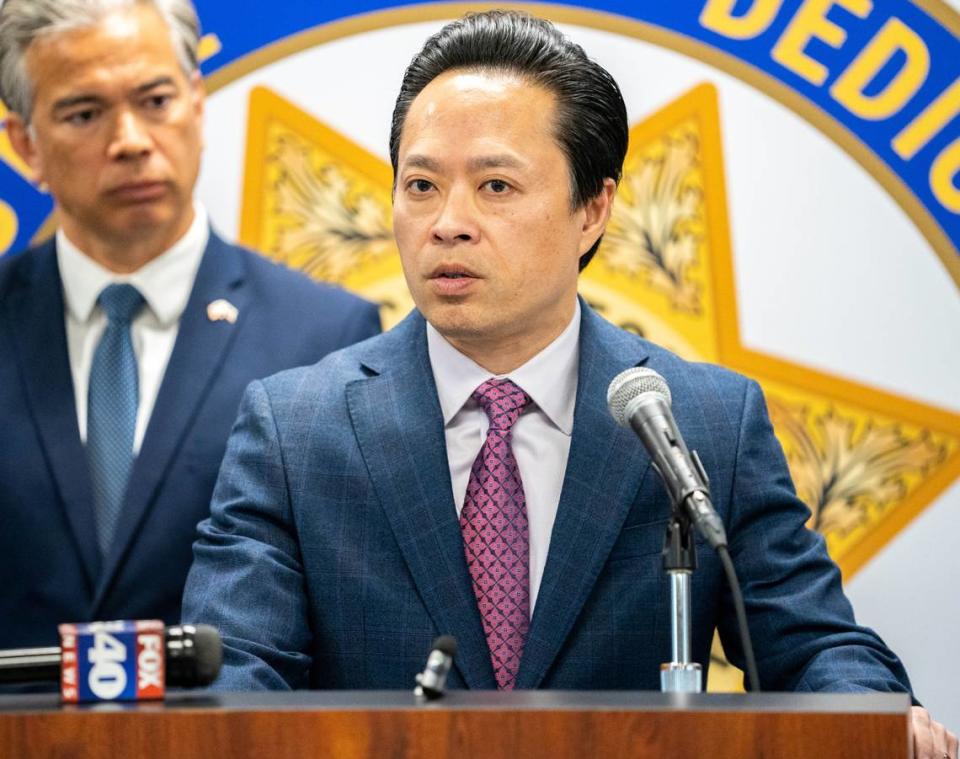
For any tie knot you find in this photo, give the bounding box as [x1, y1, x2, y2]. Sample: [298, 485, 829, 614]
[473, 378, 530, 431]
[98, 283, 145, 323]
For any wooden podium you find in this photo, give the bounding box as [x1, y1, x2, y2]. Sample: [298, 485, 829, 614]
[0, 690, 910, 758]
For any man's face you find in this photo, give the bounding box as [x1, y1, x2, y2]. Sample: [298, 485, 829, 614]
[393, 71, 613, 361]
[7, 5, 204, 254]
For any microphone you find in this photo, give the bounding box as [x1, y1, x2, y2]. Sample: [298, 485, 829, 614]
[0, 623, 222, 699]
[607, 367, 728, 550]
[414, 635, 457, 700]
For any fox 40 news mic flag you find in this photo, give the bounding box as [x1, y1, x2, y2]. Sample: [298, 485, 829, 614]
[59, 620, 167, 703]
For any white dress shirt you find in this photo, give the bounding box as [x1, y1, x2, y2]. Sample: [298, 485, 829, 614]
[57, 205, 209, 453]
[427, 300, 581, 612]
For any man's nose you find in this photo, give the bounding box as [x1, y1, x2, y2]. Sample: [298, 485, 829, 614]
[430, 186, 479, 244]
[107, 109, 153, 160]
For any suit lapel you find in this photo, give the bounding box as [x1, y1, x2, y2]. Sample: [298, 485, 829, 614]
[4, 242, 102, 589]
[346, 313, 496, 689]
[93, 234, 250, 608]
[515, 303, 653, 689]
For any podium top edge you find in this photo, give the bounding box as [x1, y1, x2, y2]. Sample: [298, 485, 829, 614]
[0, 690, 912, 716]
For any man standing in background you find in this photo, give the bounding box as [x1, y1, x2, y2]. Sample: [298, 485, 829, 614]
[0, 0, 380, 654]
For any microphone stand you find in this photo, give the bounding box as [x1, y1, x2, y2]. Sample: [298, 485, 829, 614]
[660, 512, 702, 693]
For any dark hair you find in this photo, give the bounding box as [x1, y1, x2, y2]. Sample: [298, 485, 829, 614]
[389, 10, 628, 270]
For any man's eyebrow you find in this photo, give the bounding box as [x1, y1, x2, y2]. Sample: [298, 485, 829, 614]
[134, 75, 177, 94]
[402, 154, 443, 172]
[467, 154, 525, 171]
[51, 94, 103, 112]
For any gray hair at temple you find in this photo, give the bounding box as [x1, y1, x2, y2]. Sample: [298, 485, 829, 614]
[0, 0, 201, 120]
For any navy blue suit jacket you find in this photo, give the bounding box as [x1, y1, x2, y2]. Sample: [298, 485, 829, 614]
[0, 232, 381, 650]
[183, 303, 912, 694]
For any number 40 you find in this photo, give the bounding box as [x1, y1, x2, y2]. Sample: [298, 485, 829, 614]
[87, 631, 128, 700]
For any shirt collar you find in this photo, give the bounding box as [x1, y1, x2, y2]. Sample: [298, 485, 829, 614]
[57, 204, 209, 326]
[426, 299, 581, 436]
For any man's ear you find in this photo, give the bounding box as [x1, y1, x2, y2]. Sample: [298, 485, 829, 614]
[188, 69, 205, 119]
[186, 70, 206, 151]
[578, 177, 617, 257]
[5, 112, 44, 185]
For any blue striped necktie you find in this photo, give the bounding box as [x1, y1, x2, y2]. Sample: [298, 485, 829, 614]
[86, 283, 145, 558]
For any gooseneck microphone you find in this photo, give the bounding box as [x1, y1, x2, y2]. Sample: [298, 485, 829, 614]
[607, 367, 728, 550]
[0, 623, 222, 688]
[607, 367, 760, 692]
[414, 635, 457, 700]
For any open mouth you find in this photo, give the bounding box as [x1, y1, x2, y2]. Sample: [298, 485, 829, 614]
[429, 265, 479, 294]
[430, 264, 478, 280]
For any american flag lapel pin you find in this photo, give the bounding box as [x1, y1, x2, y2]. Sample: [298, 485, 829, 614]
[206, 299, 239, 324]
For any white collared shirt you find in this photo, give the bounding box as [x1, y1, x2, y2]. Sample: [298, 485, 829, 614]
[427, 300, 581, 611]
[57, 205, 209, 453]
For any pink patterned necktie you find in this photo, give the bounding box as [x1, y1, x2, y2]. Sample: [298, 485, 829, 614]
[460, 378, 532, 690]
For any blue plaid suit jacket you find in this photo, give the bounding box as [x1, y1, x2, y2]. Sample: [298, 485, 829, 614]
[182, 302, 913, 694]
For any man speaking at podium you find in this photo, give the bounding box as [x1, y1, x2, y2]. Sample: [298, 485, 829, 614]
[182, 11, 955, 756]
[0, 0, 380, 657]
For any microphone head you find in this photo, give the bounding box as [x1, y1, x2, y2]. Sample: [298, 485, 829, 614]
[431, 635, 457, 658]
[607, 367, 671, 427]
[191, 624, 223, 686]
[165, 624, 223, 688]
